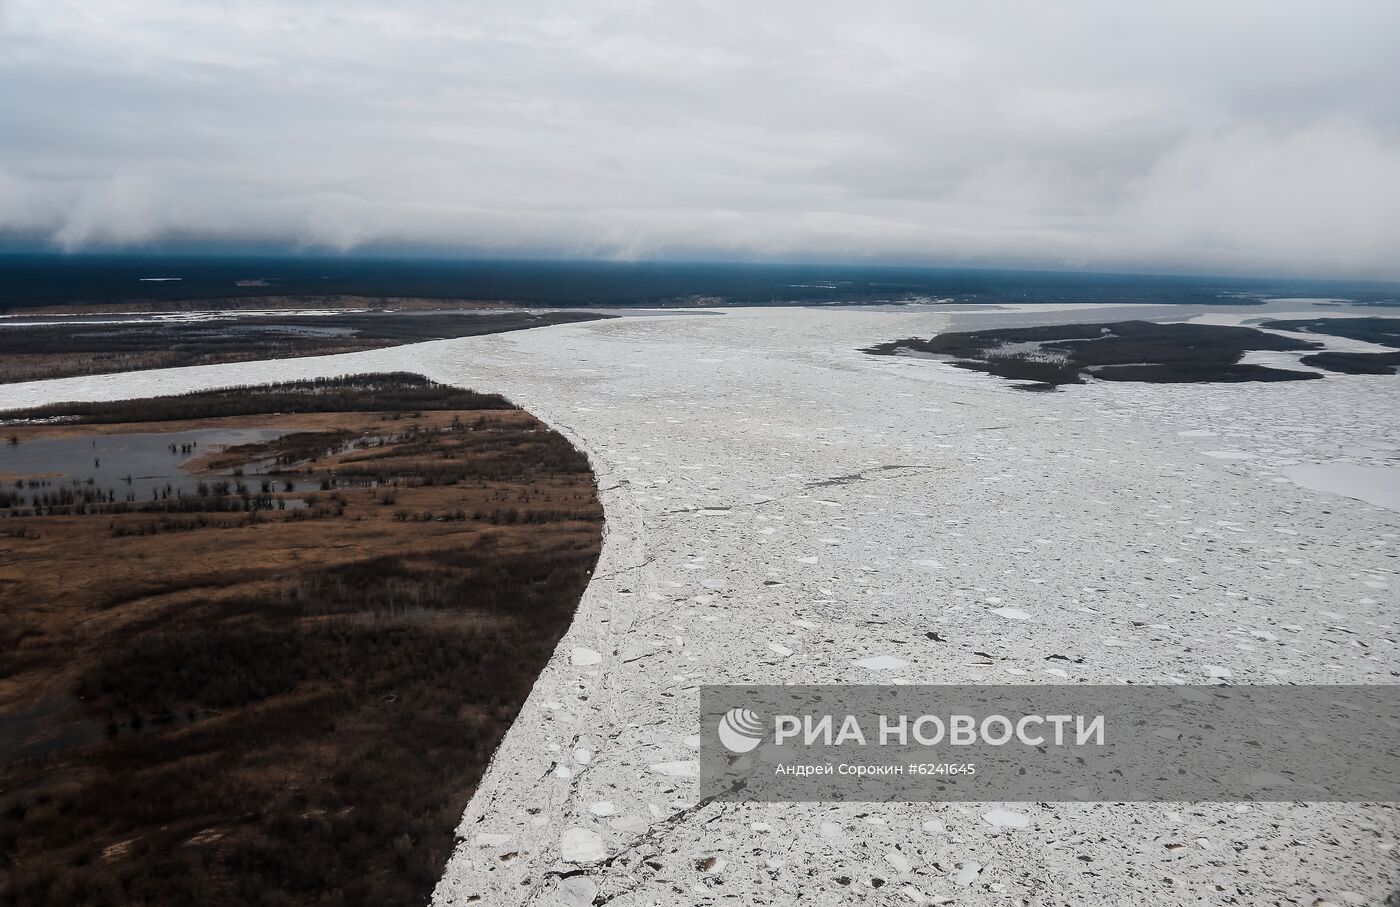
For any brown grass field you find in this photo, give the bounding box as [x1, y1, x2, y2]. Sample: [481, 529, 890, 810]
[0, 375, 602, 906]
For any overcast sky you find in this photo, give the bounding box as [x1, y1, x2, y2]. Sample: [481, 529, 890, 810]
[2, 1, 1398, 277]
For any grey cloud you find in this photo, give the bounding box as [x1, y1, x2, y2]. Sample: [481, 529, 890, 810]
[1, 0, 1398, 276]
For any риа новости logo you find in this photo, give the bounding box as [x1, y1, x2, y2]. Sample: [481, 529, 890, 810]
[717, 707, 764, 753]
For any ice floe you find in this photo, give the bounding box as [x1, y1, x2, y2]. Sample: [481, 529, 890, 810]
[559, 828, 606, 863]
[856, 655, 909, 671]
[982, 808, 1031, 830]
[569, 647, 603, 666]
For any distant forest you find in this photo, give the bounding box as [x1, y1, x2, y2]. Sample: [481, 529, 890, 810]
[4, 254, 1397, 311]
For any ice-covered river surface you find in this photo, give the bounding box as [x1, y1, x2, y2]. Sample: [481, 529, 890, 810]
[5, 305, 1397, 906]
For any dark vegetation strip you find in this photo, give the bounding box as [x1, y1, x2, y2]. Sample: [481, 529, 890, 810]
[2, 373, 511, 423]
[1259, 317, 1400, 375]
[1298, 350, 1400, 375]
[1259, 316, 1400, 348]
[862, 320, 1324, 389]
[0, 311, 606, 383]
[0, 375, 602, 907]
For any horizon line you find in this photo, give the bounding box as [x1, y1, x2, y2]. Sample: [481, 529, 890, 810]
[2, 248, 1399, 289]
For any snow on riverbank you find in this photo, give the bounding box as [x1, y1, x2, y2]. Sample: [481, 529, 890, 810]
[5, 306, 1397, 906]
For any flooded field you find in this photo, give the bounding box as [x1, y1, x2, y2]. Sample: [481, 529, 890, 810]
[0, 428, 308, 509]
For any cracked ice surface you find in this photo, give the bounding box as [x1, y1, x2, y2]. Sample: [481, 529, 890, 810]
[5, 307, 1398, 906]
